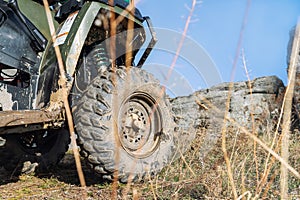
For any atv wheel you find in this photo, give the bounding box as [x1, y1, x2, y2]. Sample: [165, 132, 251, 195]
[73, 66, 177, 182]
[0, 129, 70, 173]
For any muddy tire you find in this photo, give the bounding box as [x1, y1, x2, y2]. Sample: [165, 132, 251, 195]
[72, 65, 178, 182]
[0, 129, 70, 173]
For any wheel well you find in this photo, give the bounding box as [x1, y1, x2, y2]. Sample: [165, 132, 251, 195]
[81, 8, 146, 68]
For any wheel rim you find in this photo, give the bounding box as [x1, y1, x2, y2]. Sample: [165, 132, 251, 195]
[118, 92, 162, 158]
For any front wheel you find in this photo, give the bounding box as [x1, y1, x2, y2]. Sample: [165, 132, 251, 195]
[73, 66, 178, 182]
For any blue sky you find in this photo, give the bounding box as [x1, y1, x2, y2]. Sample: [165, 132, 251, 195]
[136, 0, 300, 96]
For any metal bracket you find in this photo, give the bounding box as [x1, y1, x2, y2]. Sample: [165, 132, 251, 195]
[137, 16, 158, 67]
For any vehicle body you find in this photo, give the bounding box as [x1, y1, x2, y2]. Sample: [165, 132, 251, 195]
[0, 0, 151, 131]
[0, 0, 179, 182]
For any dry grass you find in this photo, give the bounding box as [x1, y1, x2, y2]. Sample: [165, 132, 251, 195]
[139, 125, 300, 199]
[1, 0, 299, 199]
[0, 123, 298, 199]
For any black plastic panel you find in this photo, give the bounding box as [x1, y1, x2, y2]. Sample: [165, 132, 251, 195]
[0, 7, 6, 27]
[0, 2, 39, 74]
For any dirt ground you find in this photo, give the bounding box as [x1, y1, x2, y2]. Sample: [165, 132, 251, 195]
[0, 154, 112, 199]
[0, 129, 299, 199]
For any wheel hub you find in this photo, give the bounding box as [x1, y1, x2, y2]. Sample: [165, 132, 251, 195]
[121, 103, 149, 151]
[118, 93, 163, 158]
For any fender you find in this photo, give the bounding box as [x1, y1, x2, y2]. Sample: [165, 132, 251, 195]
[61, 1, 143, 76]
[36, 1, 144, 108]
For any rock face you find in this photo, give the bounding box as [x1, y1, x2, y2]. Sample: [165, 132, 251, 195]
[287, 24, 300, 130]
[171, 76, 286, 157]
[291, 73, 300, 132]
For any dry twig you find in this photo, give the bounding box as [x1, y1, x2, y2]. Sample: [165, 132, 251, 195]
[42, 0, 86, 189]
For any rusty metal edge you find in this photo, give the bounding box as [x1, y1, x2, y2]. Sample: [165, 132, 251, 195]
[0, 107, 65, 134]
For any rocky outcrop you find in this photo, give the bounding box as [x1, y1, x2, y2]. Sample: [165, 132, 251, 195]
[171, 76, 287, 157]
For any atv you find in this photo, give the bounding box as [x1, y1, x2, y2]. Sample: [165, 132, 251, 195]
[0, 0, 180, 182]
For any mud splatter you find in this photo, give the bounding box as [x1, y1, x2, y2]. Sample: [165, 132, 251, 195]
[0, 84, 13, 110]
